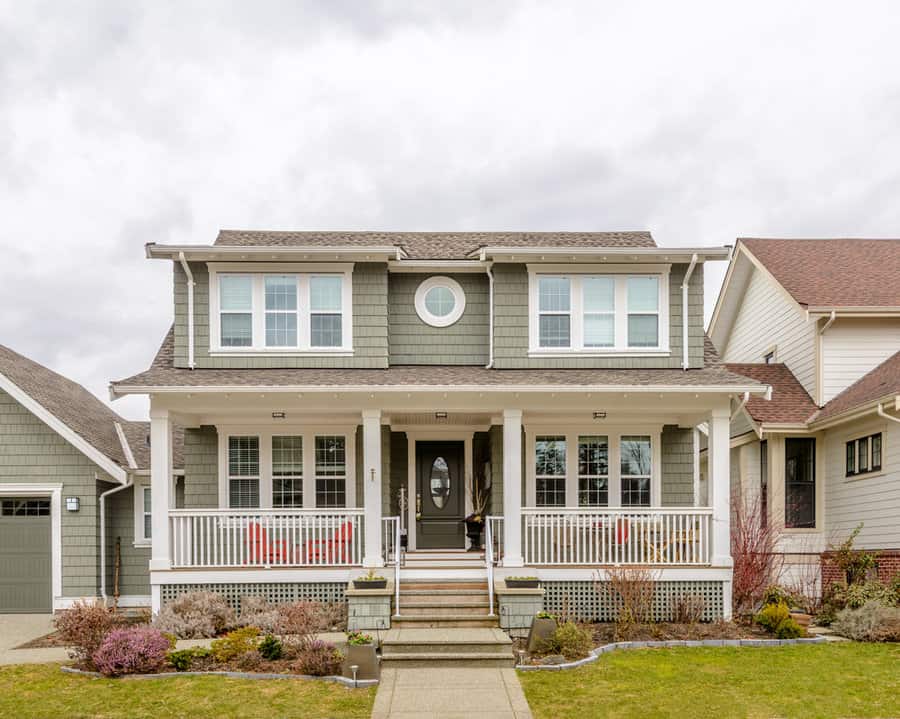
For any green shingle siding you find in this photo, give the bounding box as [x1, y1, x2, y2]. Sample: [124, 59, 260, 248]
[389, 432, 407, 517]
[387, 273, 489, 365]
[104, 485, 150, 597]
[492, 263, 705, 369]
[182, 426, 219, 508]
[174, 262, 389, 369]
[661, 425, 695, 506]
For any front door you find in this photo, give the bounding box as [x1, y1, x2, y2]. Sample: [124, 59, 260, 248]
[416, 441, 465, 549]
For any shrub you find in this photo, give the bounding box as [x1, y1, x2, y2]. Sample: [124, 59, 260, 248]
[596, 566, 658, 633]
[832, 601, 900, 642]
[211, 626, 260, 662]
[346, 631, 373, 646]
[761, 586, 795, 608]
[731, 495, 783, 616]
[236, 649, 265, 671]
[319, 602, 349, 631]
[277, 601, 321, 647]
[153, 591, 235, 639]
[167, 646, 212, 672]
[672, 595, 706, 624]
[829, 524, 878, 585]
[53, 600, 120, 667]
[755, 601, 790, 632]
[236, 596, 281, 634]
[258, 634, 284, 660]
[540, 621, 593, 660]
[292, 640, 343, 676]
[774, 617, 803, 639]
[92, 627, 171, 676]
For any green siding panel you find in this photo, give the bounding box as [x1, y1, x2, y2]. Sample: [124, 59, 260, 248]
[183, 426, 219, 508]
[388, 273, 489, 365]
[661, 425, 695, 506]
[104, 485, 150, 597]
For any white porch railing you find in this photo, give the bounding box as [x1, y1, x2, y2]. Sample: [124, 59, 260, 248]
[522, 508, 712, 566]
[169, 509, 365, 568]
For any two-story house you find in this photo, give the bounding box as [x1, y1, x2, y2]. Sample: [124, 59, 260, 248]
[708, 238, 900, 589]
[108, 230, 766, 622]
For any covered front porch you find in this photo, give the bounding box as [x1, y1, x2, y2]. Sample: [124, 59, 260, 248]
[145, 386, 742, 616]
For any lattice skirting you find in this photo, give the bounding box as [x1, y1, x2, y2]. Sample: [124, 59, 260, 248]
[160, 582, 346, 610]
[542, 580, 724, 622]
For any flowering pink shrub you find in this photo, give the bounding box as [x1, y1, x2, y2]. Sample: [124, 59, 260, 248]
[92, 626, 172, 676]
[54, 600, 120, 667]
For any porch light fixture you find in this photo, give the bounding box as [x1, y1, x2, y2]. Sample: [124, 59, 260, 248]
[435, 412, 448, 420]
[271, 411, 286, 419]
[65, 496, 80, 512]
[593, 411, 607, 420]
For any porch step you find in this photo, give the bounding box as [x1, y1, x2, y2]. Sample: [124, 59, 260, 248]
[399, 581, 488, 591]
[404, 551, 484, 561]
[380, 627, 514, 668]
[400, 602, 491, 617]
[392, 615, 499, 628]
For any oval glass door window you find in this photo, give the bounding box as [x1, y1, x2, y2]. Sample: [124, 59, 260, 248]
[429, 456, 451, 509]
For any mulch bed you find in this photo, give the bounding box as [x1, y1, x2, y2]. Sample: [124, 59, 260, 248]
[590, 620, 769, 643]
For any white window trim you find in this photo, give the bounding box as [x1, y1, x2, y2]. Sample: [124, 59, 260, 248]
[527, 264, 670, 356]
[133, 479, 152, 546]
[217, 425, 357, 510]
[208, 262, 354, 355]
[524, 425, 662, 508]
[414, 276, 467, 327]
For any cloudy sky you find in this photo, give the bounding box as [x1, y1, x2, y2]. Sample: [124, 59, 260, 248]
[2, 1, 899, 420]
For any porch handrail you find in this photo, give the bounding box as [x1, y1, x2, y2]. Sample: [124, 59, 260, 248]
[522, 507, 712, 566]
[484, 516, 495, 616]
[381, 516, 402, 617]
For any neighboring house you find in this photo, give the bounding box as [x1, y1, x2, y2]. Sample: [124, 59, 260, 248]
[110, 230, 766, 621]
[708, 238, 900, 589]
[0, 344, 182, 612]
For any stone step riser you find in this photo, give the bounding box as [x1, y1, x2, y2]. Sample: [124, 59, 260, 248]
[382, 644, 512, 656]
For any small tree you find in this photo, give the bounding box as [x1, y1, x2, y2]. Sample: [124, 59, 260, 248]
[731, 494, 783, 617]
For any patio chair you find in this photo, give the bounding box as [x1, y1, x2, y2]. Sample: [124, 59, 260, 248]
[305, 519, 354, 565]
[246, 521, 293, 565]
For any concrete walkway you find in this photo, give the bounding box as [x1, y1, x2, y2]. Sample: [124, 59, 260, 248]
[0, 614, 69, 665]
[372, 667, 533, 719]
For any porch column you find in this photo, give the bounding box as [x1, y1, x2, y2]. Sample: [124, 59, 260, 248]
[149, 409, 173, 572]
[708, 407, 732, 568]
[502, 409, 524, 567]
[362, 409, 384, 567]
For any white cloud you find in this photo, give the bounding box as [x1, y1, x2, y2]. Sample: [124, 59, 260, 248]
[1, 0, 899, 418]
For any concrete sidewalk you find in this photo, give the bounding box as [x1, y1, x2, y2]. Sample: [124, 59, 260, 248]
[372, 667, 533, 719]
[0, 614, 69, 665]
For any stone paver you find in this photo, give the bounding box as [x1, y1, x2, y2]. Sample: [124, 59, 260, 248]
[0, 613, 68, 665]
[373, 667, 533, 719]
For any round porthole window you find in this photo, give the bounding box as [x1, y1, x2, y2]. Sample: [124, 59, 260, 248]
[414, 276, 466, 327]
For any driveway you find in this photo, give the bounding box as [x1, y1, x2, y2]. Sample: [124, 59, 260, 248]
[0, 614, 68, 665]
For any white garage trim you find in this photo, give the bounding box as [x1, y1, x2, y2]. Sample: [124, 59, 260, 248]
[0, 483, 62, 610]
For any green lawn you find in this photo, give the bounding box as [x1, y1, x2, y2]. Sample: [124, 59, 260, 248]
[520, 643, 900, 719]
[0, 664, 375, 719]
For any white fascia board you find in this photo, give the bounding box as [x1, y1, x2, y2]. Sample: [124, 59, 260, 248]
[114, 421, 138, 469]
[475, 246, 731, 262]
[388, 260, 489, 273]
[0, 372, 127, 484]
[112, 382, 768, 396]
[807, 393, 900, 431]
[145, 244, 404, 262]
[807, 306, 900, 317]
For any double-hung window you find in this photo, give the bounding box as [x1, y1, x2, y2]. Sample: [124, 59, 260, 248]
[272, 436, 303, 508]
[315, 436, 347, 508]
[134, 483, 152, 544]
[785, 438, 815, 528]
[578, 435, 609, 506]
[846, 433, 882, 477]
[531, 269, 667, 353]
[620, 435, 651, 507]
[535, 436, 567, 506]
[228, 436, 260, 508]
[212, 267, 351, 352]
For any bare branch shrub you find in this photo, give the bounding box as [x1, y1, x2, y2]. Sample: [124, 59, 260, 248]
[731, 494, 782, 617]
[672, 595, 706, 624]
[595, 567, 659, 638]
[53, 599, 121, 667]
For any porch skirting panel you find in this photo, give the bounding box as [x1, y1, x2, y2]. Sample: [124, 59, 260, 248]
[159, 581, 346, 610]
[542, 580, 724, 622]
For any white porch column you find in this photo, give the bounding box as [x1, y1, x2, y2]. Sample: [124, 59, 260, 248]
[362, 409, 384, 567]
[708, 407, 733, 568]
[149, 409, 173, 573]
[502, 409, 524, 567]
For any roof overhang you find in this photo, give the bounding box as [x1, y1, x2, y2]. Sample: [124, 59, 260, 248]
[807, 306, 900, 318]
[145, 243, 405, 263]
[473, 246, 732, 263]
[387, 260, 490, 273]
[808, 393, 900, 431]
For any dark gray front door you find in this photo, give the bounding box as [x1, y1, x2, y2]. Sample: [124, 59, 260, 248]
[416, 441, 465, 549]
[0, 498, 52, 613]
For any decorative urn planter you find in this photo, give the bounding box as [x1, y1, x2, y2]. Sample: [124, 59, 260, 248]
[464, 519, 484, 550]
[527, 614, 558, 653]
[790, 611, 812, 628]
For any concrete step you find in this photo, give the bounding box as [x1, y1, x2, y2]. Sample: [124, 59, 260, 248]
[404, 551, 484, 561]
[381, 627, 512, 654]
[392, 615, 499, 629]
[400, 602, 491, 617]
[399, 582, 488, 591]
[401, 561, 486, 570]
[396, 568, 488, 581]
[379, 652, 515, 668]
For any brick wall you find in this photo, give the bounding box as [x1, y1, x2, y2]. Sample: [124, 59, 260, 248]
[820, 549, 900, 592]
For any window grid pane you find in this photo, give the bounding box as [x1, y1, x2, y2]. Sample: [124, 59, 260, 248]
[872, 434, 882, 469]
[1, 499, 50, 516]
[229, 479, 260, 508]
[539, 315, 570, 347]
[846, 441, 856, 476]
[310, 277, 342, 312]
[220, 276, 252, 311]
[315, 436, 346, 508]
[535, 436, 566, 507]
[538, 277, 570, 312]
[584, 314, 614, 347]
[578, 436, 608, 506]
[620, 435, 651, 507]
[858, 437, 868, 473]
[311, 314, 342, 347]
[424, 286, 455, 317]
[228, 436, 259, 476]
[627, 314, 659, 347]
[265, 276, 297, 311]
[142, 487, 152, 540]
[785, 438, 815, 529]
[627, 277, 659, 312]
[221, 313, 252, 347]
[265, 312, 298, 347]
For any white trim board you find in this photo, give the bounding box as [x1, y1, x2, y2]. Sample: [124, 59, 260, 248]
[0, 484, 63, 608]
[0, 372, 127, 484]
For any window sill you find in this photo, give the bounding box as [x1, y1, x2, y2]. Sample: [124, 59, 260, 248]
[133, 540, 151, 548]
[528, 348, 670, 358]
[209, 349, 354, 357]
[844, 468, 885, 483]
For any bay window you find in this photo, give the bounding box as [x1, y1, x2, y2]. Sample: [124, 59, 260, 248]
[529, 267, 668, 353]
[210, 265, 352, 352]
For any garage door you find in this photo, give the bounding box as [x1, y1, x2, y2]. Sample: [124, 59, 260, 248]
[0, 498, 52, 613]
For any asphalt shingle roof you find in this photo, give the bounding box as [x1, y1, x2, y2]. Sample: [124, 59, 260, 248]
[740, 238, 900, 308]
[724, 363, 818, 424]
[215, 230, 657, 260]
[814, 351, 900, 422]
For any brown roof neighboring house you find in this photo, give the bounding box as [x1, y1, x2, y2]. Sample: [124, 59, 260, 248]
[739, 238, 900, 308]
[215, 230, 657, 260]
[813, 351, 900, 423]
[0, 344, 181, 473]
[725, 363, 819, 425]
[112, 327, 764, 392]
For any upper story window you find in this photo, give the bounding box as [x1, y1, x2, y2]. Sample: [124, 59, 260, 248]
[846, 432, 882, 477]
[414, 276, 467, 327]
[528, 266, 669, 354]
[209, 264, 353, 353]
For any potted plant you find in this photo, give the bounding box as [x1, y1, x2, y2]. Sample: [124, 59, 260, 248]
[343, 631, 378, 680]
[527, 611, 558, 653]
[352, 568, 387, 590]
[464, 470, 490, 551]
[505, 576, 540, 589]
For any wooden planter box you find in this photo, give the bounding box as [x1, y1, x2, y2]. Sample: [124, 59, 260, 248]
[506, 578, 540, 589]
